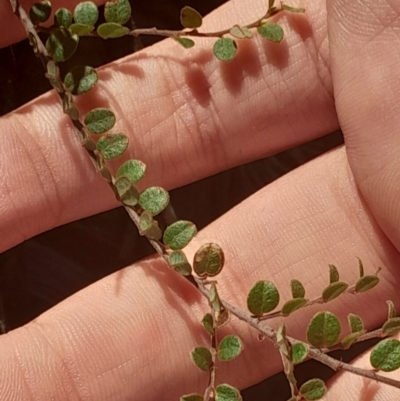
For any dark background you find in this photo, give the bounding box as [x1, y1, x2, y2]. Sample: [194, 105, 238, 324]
[0, 1, 372, 399]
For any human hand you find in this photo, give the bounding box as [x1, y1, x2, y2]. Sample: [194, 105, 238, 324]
[0, 0, 399, 400]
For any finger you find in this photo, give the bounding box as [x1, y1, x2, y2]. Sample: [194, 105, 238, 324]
[0, 0, 105, 48]
[0, 0, 338, 252]
[327, 0, 400, 249]
[1, 147, 398, 400]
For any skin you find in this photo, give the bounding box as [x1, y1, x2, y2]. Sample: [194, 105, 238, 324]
[1, 0, 400, 399]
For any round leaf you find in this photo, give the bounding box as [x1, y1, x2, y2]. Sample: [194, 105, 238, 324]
[84, 108, 116, 134]
[213, 38, 237, 62]
[299, 378, 326, 400]
[30, 1, 52, 24]
[193, 243, 225, 278]
[370, 339, 400, 372]
[307, 311, 341, 348]
[163, 220, 197, 250]
[281, 298, 307, 316]
[175, 37, 195, 48]
[247, 280, 279, 316]
[341, 332, 363, 349]
[180, 6, 202, 29]
[190, 346, 212, 371]
[355, 275, 379, 293]
[54, 8, 72, 28]
[117, 159, 146, 184]
[257, 23, 284, 43]
[97, 22, 130, 39]
[322, 281, 348, 302]
[229, 25, 252, 39]
[115, 176, 139, 206]
[46, 28, 79, 62]
[201, 313, 214, 336]
[168, 250, 192, 276]
[291, 342, 308, 364]
[64, 65, 98, 95]
[104, 0, 131, 24]
[180, 395, 203, 401]
[291, 279, 305, 298]
[69, 23, 94, 36]
[218, 335, 243, 361]
[96, 133, 128, 160]
[382, 317, 400, 336]
[139, 211, 162, 240]
[215, 384, 242, 401]
[139, 187, 169, 216]
[73, 1, 98, 25]
[348, 313, 364, 334]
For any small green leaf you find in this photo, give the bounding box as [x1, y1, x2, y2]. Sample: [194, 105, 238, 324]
[307, 311, 341, 348]
[84, 108, 116, 134]
[46, 60, 63, 92]
[64, 65, 98, 95]
[69, 23, 94, 36]
[96, 133, 128, 160]
[218, 335, 243, 361]
[54, 8, 72, 28]
[201, 313, 214, 336]
[290, 279, 305, 298]
[97, 22, 130, 39]
[282, 3, 306, 13]
[180, 6, 202, 29]
[213, 38, 237, 62]
[382, 317, 400, 336]
[215, 384, 242, 401]
[387, 300, 397, 319]
[46, 28, 79, 62]
[348, 313, 364, 333]
[117, 159, 146, 184]
[115, 176, 139, 206]
[73, 1, 98, 25]
[355, 275, 379, 293]
[370, 339, 400, 372]
[190, 346, 212, 371]
[139, 211, 162, 240]
[257, 23, 284, 43]
[30, 1, 52, 24]
[193, 243, 224, 278]
[281, 298, 307, 316]
[209, 283, 230, 327]
[322, 282, 348, 302]
[247, 281, 280, 316]
[341, 332, 363, 349]
[174, 37, 195, 48]
[229, 25, 253, 39]
[163, 220, 197, 250]
[168, 250, 192, 276]
[291, 342, 308, 364]
[299, 378, 326, 400]
[329, 264, 339, 283]
[358, 257, 364, 277]
[180, 395, 203, 401]
[104, 0, 131, 24]
[138, 187, 169, 216]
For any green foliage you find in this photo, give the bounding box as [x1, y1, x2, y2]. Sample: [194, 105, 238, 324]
[139, 212, 162, 240]
[322, 282, 348, 302]
[168, 250, 192, 276]
[69, 23, 94, 36]
[193, 243, 224, 278]
[355, 274, 379, 293]
[291, 342, 308, 364]
[180, 6, 202, 29]
[387, 300, 397, 319]
[139, 187, 169, 216]
[213, 38, 237, 62]
[175, 37, 195, 48]
[64, 65, 98, 95]
[96, 133, 129, 159]
[180, 395, 203, 401]
[104, 0, 131, 24]
[370, 339, 400, 372]
[117, 159, 146, 184]
[84, 108, 116, 134]
[190, 346, 212, 371]
[201, 313, 214, 336]
[115, 176, 139, 206]
[54, 8, 72, 28]
[215, 384, 242, 401]
[341, 332, 363, 349]
[348, 313, 364, 333]
[247, 280, 279, 316]
[30, 1, 52, 24]
[257, 23, 284, 43]
[307, 312, 341, 348]
[46, 28, 79, 62]
[97, 22, 130, 39]
[299, 378, 326, 400]
[229, 25, 252, 39]
[209, 283, 230, 327]
[73, 1, 98, 26]
[218, 335, 243, 361]
[281, 298, 307, 316]
[328, 264, 339, 283]
[282, 3, 306, 13]
[163, 220, 197, 250]
[358, 257, 364, 277]
[290, 279, 305, 298]
[382, 317, 400, 336]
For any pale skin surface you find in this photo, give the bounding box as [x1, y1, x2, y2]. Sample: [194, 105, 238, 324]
[0, 0, 400, 399]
